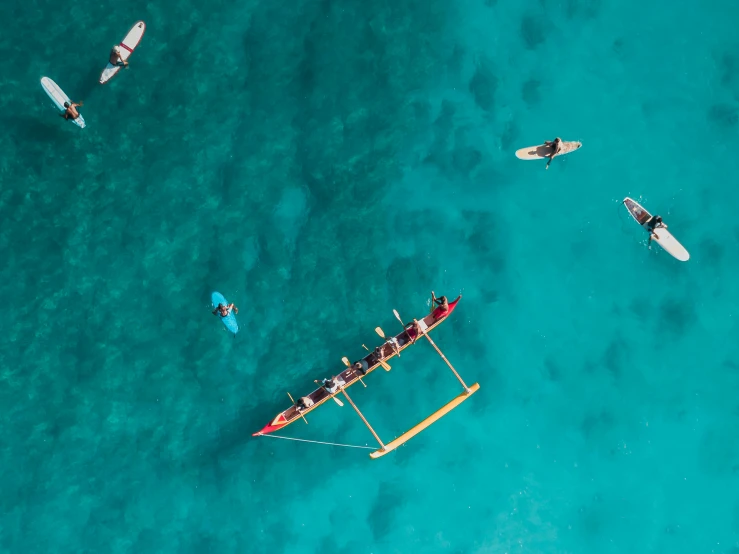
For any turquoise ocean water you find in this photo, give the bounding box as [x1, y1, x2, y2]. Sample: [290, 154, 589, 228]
[2, 0, 739, 551]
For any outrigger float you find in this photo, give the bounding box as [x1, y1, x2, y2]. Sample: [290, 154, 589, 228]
[252, 294, 480, 459]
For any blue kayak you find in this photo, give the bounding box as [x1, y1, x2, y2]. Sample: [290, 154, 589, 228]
[212, 291, 238, 334]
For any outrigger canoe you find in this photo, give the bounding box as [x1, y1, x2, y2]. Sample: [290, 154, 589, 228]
[253, 295, 479, 458]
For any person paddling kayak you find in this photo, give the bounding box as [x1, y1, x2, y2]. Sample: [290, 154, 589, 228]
[109, 45, 129, 68]
[61, 101, 83, 122]
[544, 137, 563, 169]
[212, 303, 238, 317]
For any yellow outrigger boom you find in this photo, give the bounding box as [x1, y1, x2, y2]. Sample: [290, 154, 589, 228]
[364, 313, 480, 458]
[369, 383, 480, 458]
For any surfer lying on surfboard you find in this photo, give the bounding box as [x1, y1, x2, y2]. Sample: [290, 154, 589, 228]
[62, 101, 83, 122]
[110, 45, 129, 68]
[212, 303, 238, 317]
[544, 137, 563, 169]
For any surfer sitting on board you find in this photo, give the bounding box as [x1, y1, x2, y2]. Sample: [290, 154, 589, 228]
[543, 137, 563, 169]
[431, 292, 449, 319]
[646, 215, 667, 246]
[110, 45, 129, 68]
[61, 101, 83, 121]
[212, 303, 238, 317]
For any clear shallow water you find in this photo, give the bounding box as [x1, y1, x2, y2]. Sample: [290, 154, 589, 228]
[2, 0, 739, 551]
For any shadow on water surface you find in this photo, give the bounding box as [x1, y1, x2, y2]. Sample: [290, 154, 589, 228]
[367, 481, 405, 541]
[7, 116, 68, 145]
[707, 103, 739, 130]
[658, 296, 695, 337]
[521, 78, 541, 106]
[469, 56, 498, 112]
[520, 15, 547, 50]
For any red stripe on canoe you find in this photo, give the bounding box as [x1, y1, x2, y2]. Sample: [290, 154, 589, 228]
[252, 414, 288, 436]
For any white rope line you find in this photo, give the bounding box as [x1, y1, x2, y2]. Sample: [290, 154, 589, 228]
[256, 433, 375, 450]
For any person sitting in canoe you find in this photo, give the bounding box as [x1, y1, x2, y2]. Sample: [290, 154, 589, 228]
[374, 345, 386, 361]
[544, 137, 563, 169]
[110, 45, 129, 68]
[61, 101, 83, 121]
[431, 292, 449, 319]
[321, 376, 344, 394]
[646, 215, 667, 246]
[296, 396, 314, 410]
[405, 320, 421, 343]
[353, 361, 368, 376]
[212, 303, 238, 317]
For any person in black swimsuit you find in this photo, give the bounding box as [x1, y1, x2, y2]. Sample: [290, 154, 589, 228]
[544, 137, 563, 169]
[646, 215, 667, 247]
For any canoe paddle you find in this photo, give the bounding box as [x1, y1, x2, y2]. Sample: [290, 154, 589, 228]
[375, 326, 400, 357]
[287, 392, 308, 424]
[393, 309, 416, 344]
[314, 379, 344, 407]
[342, 357, 367, 387]
[362, 343, 391, 371]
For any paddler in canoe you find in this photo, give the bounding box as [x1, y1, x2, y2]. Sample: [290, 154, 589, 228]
[431, 291, 449, 319]
[319, 376, 345, 394]
[109, 45, 129, 68]
[404, 320, 421, 343]
[352, 360, 368, 376]
[212, 302, 238, 317]
[295, 396, 314, 411]
[544, 137, 563, 169]
[61, 101, 84, 122]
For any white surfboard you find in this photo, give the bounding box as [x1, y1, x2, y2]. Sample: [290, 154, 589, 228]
[515, 140, 582, 160]
[623, 197, 690, 262]
[100, 21, 146, 84]
[40, 77, 85, 128]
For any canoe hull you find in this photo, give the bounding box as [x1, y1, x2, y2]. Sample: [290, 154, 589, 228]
[253, 295, 461, 436]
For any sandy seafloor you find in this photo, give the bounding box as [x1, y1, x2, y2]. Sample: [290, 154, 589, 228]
[1, 0, 739, 552]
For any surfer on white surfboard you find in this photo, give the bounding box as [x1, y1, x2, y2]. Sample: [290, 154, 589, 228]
[645, 215, 667, 248]
[544, 137, 563, 169]
[109, 45, 129, 68]
[62, 101, 83, 122]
